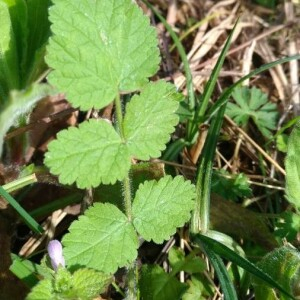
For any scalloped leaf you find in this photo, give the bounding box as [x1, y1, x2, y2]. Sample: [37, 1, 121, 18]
[62, 203, 138, 274]
[123, 81, 181, 160]
[226, 86, 278, 138]
[44, 119, 130, 188]
[26, 267, 111, 300]
[46, 0, 160, 110]
[26, 278, 53, 300]
[132, 176, 196, 243]
[71, 268, 111, 298]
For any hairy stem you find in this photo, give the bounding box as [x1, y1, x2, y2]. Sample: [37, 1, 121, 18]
[114, 93, 135, 297]
[114, 92, 125, 140]
[114, 93, 132, 221]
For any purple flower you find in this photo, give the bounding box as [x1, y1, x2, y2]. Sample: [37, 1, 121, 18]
[47, 240, 65, 271]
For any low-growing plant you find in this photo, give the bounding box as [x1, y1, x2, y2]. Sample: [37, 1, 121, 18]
[28, 0, 197, 298]
[2, 0, 300, 299]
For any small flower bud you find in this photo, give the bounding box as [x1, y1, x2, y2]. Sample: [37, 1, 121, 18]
[47, 240, 65, 271]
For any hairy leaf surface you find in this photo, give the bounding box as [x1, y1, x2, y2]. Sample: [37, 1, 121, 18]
[45, 119, 130, 188]
[26, 267, 111, 300]
[46, 0, 160, 110]
[124, 81, 181, 159]
[132, 176, 195, 243]
[70, 268, 111, 298]
[253, 246, 300, 299]
[63, 203, 138, 274]
[26, 278, 53, 300]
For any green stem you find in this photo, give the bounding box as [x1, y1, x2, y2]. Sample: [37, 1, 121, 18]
[0, 185, 43, 234]
[114, 92, 125, 140]
[3, 174, 37, 193]
[123, 175, 132, 221]
[112, 282, 126, 298]
[114, 93, 132, 221]
[114, 93, 135, 297]
[127, 262, 136, 300]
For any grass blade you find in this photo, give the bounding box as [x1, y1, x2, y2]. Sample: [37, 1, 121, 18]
[142, 0, 195, 110]
[10, 254, 40, 288]
[189, 19, 239, 140]
[142, 0, 196, 142]
[193, 234, 296, 300]
[199, 239, 238, 300]
[0, 185, 43, 233]
[191, 104, 226, 234]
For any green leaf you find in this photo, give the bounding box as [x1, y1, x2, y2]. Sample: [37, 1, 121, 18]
[275, 212, 300, 241]
[269, 116, 300, 144]
[23, 0, 51, 85]
[200, 239, 238, 300]
[253, 246, 300, 299]
[63, 203, 138, 274]
[54, 268, 72, 295]
[162, 138, 188, 161]
[253, 285, 278, 300]
[192, 234, 296, 300]
[0, 83, 56, 156]
[94, 162, 165, 211]
[142, 0, 195, 112]
[70, 268, 111, 299]
[189, 18, 239, 140]
[191, 102, 227, 234]
[26, 267, 111, 300]
[10, 254, 40, 288]
[0, 0, 20, 100]
[168, 247, 206, 275]
[207, 55, 300, 123]
[132, 176, 195, 243]
[124, 81, 181, 160]
[26, 278, 53, 300]
[45, 119, 130, 188]
[285, 123, 300, 209]
[182, 275, 209, 300]
[2, 0, 27, 83]
[46, 0, 160, 110]
[211, 170, 252, 201]
[276, 133, 288, 153]
[140, 265, 187, 300]
[255, 0, 276, 9]
[226, 86, 278, 138]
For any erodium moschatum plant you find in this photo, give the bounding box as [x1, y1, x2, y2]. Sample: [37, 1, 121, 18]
[44, 0, 196, 277]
